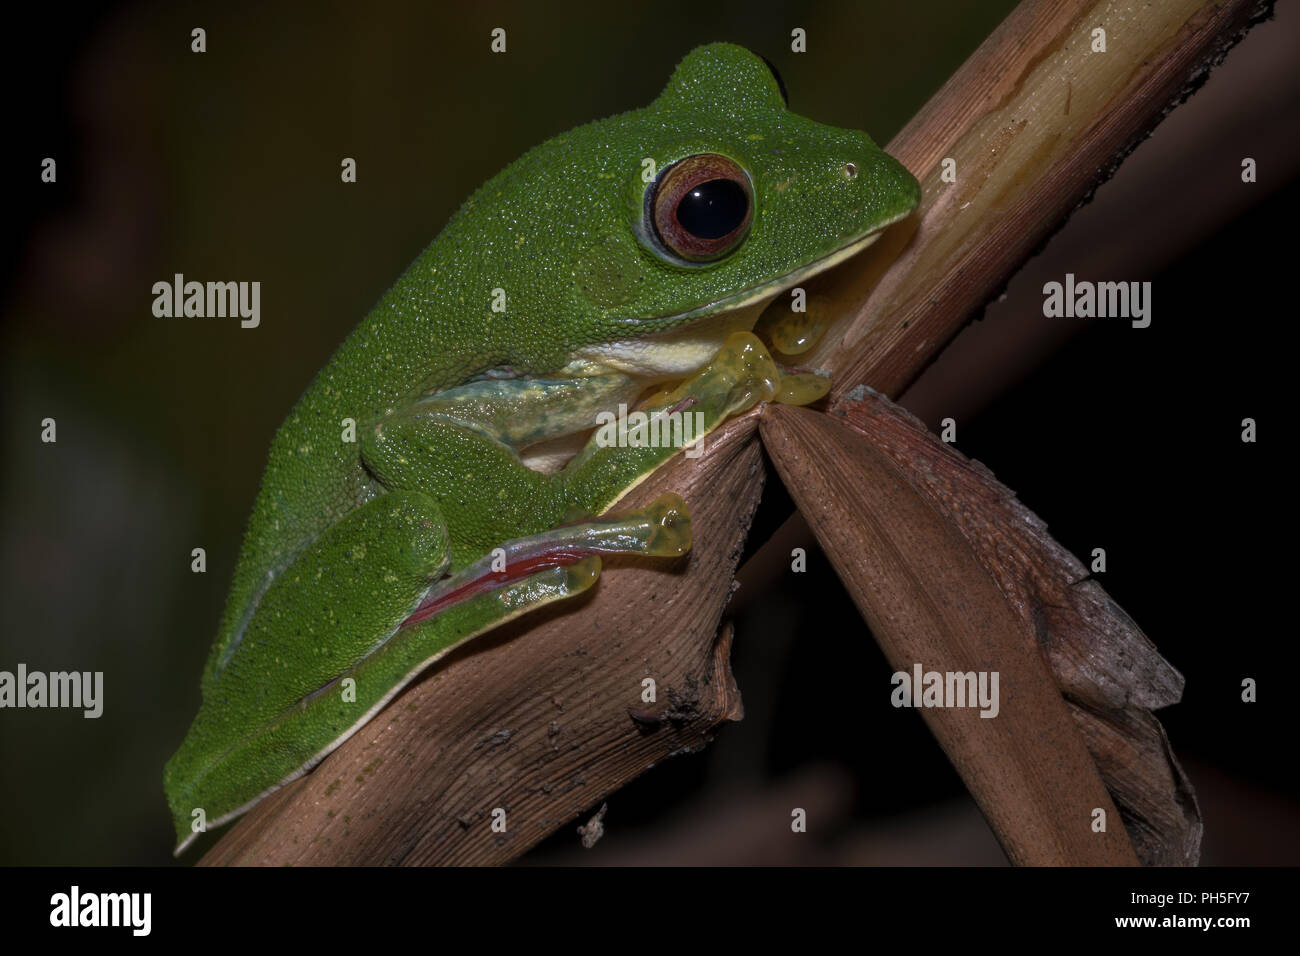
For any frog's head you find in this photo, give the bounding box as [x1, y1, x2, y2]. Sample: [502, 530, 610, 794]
[437, 43, 919, 372]
[567, 42, 920, 339]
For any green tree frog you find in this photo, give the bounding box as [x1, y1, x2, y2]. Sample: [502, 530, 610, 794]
[164, 42, 919, 853]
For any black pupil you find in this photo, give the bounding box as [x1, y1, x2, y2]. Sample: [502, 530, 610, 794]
[676, 179, 748, 240]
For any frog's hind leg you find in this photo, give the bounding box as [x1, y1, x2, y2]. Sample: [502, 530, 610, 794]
[399, 493, 689, 630]
[317, 493, 689, 789]
[329, 495, 689, 761]
[166, 489, 687, 853]
[361, 493, 689, 709]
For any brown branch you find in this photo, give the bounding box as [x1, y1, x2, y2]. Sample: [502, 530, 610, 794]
[802, 0, 1270, 396]
[202, 0, 1264, 865]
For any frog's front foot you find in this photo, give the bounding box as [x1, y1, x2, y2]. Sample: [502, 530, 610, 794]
[654, 330, 781, 420]
[647, 329, 830, 422]
[560, 332, 793, 512]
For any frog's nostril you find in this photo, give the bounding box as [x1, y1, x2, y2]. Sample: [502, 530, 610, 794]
[842, 162, 858, 181]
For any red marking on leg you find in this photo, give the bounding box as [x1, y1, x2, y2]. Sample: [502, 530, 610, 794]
[399, 547, 593, 629]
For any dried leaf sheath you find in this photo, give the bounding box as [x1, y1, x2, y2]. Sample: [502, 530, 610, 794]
[825, 389, 1199, 864]
[761, 401, 1140, 866]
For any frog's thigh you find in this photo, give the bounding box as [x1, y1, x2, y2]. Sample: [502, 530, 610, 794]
[209, 489, 452, 696]
[168, 490, 452, 828]
[361, 411, 563, 563]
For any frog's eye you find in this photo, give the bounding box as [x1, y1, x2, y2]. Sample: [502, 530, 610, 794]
[650, 154, 754, 263]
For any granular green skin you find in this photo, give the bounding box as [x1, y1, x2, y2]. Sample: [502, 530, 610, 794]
[212, 45, 915, 672]
[165, 42, 920, 850]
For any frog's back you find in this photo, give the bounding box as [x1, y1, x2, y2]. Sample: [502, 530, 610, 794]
[197, 90, 704, 688]
[199, 249, 483, 689]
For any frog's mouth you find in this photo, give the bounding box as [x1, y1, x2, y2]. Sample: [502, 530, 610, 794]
[627, 210, 910, 326]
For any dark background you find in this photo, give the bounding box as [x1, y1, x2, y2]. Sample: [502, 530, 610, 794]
[2, 0, 1295, 865]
